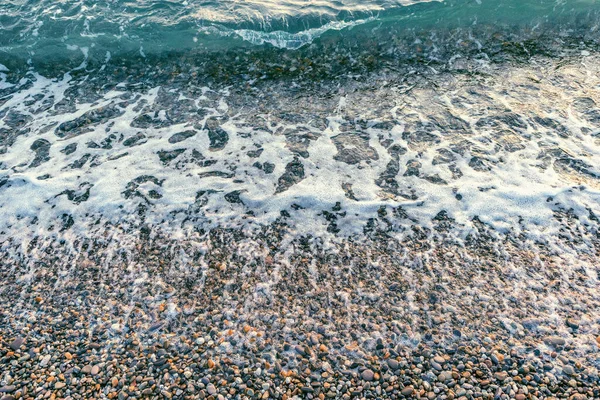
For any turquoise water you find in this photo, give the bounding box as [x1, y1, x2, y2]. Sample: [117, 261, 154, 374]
[1, 0, 598, 71]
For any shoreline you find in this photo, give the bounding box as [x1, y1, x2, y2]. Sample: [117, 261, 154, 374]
[1, 225, 599, 399]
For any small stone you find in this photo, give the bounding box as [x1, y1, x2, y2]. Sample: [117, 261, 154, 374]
[546, 336, 566, 347]
[91, 365, 100, 375]
[568, 379, 578, 387]
[431, 361, 443, 371]
[566, 318, 579, 329]
[65, 352, 73, 360]
[569, 393, 588, 400]
[207, 359, 215, 368]
[569, 394, 587, 400]
[148, 322, 163, 332]
[207, 384, 217, 395]
[387, 359, 399, 370]
[563, 365, 575, 375]
[168, 130, 196, 144]
[10, 337, 24, 351]
[361, 369, 375, 381]
[82, 365, 92, 374]
[494, 371, 509, 381]
[39, 354, 51, 367]
[0, 386, 15, 393]
[401, 386, 414, 396]
[438, 371, 453, 382]
[54, 382, 65, 389]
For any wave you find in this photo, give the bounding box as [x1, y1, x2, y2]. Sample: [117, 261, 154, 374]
[200, 17, 377, 50]
[0, 0, 598, 74]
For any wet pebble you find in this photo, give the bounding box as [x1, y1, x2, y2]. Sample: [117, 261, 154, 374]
[361, 369, 375, 381]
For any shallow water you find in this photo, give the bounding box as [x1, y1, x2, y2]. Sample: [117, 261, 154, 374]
[0, 0, 599, 260]
[1, 0, 598, 66]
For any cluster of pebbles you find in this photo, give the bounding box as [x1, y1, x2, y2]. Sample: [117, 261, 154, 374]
[0, 219, 599, 400]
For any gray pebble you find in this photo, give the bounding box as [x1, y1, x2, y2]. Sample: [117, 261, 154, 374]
[361, 369, 374, 381]
[563, 365, 575, 375]
[9, 337, 24, 351]
[401, 386, 414, 396]
[207, 383, 217, 395]
[545, 336, 566, 346]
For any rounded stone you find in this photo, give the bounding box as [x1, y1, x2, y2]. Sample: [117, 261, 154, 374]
[361, 369, 375, 381]
[207, 384, 217, 395]
[401, 386, 414, 396]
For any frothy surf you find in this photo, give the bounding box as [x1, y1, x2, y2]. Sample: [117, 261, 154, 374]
[200, 17, 377, 50]
[1, 53, 600, 252]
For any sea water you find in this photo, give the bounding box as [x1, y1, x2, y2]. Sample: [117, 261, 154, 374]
[0, 0, 599, 264]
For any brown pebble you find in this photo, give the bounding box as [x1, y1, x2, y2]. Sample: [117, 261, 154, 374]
[401, 386, 414, 396]
[494, 371, 508, 381]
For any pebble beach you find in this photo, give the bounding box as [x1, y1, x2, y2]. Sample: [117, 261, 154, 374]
[1, 1, 600, 399]
[1, 223, 599, 400]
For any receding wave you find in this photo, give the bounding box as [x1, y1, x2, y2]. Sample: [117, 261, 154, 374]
[200, 17, 376, 49]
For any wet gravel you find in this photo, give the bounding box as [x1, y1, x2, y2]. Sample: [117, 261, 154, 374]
[0, 222, 599, 400]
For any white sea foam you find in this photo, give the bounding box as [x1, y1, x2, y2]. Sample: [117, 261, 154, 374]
[190, 0, 439, 27]
[0, 55, 599, 263]
[198, 17, 376, 49]
[232, 18, 377, 49]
